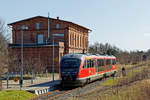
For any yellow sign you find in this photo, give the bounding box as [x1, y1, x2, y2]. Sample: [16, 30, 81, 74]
[13, 77, 19, 82]
[55, 57, 59, 62]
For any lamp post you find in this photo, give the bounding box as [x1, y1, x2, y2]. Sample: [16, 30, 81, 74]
[20, 26, 28, 89]
[52, 34, 64, 81]
[52, 36, 55, 81]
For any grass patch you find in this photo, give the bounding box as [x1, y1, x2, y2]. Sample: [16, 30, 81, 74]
[96, 80, 150, 100]
[96, 82, 141, 100]
[70, 61, 150, 100]
[103, 61, 149, 87]
[0, 90, 35, 100]
[71, 79, 150, 100]
[102, 78, 118, 86]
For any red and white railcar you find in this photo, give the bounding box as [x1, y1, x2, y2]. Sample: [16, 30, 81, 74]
[60, 53, 117, 86]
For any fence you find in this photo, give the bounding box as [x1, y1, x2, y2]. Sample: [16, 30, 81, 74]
[1, 72, 59, 90]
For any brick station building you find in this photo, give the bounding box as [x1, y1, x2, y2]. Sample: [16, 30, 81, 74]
[8, 16, 91, 72]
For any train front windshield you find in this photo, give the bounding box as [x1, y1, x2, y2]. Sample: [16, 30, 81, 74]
[60, 58, 81, 72]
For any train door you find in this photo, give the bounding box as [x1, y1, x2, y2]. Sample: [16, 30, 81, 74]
[105, 59, 112, 71]
[87, 59, 90, 76]
[112, 59, 116, 70]
[86, 59, 91, 77]
[97, 59, 105, 72]
[95, 59, 98, 72]
[87, 59, 95, 76]
[84, 58, 96, 78]
[80, 57, 89, 78]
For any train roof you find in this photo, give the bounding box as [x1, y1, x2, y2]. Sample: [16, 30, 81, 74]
[61, 53, 116, 59]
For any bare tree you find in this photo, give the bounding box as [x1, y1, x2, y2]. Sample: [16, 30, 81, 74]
[7, 54, 19, 73]
[23, 55, 47, 75]
[0, 19, 8, 90]
[88, 42, 150, 65]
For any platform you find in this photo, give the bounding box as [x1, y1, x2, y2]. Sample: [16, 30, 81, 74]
[25, 80, 61, 95]
[2, 76, 61, 95]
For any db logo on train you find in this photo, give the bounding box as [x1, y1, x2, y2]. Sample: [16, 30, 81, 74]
[13, 77, 19, 82]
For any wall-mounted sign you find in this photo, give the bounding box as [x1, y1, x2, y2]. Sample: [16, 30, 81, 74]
[13, 77, 19, 82]
[53, 33, 64, 37]
[55, 57, 59, 62]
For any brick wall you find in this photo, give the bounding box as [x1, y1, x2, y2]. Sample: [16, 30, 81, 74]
[8, 16, 90, 73]
[11, 17, 68, 44]
[9, 42, 64, 73]
[10, 16, 89, 54]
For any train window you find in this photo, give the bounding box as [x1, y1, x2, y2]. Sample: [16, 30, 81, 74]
[61, 58, 81, 68]
[90, 60, 94, 68]
[82, 60, 87, 69]
[106, 59, 111, 65]
[83, 59, 93, 68]
[97, 59, 105, 71]
[97, 59, 104, 66]
[87, 60, 91, 68]
[112, 59, 116, 65]
[82, 59, 94, 68]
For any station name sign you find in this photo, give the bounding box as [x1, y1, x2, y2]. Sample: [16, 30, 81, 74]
[53, 33, 64, 37]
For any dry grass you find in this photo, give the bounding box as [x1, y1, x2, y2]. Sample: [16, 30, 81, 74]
[69, 61, 150, 100]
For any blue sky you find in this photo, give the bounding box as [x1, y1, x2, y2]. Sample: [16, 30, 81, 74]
[0, 0, 150, 51]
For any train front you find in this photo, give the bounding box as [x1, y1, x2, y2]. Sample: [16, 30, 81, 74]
[60, 54, 83, 87]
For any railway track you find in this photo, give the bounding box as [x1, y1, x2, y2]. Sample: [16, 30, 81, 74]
[30, 77, 115, 100]
[30, 63, 146, 100]
[30, 87, 77, 100]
